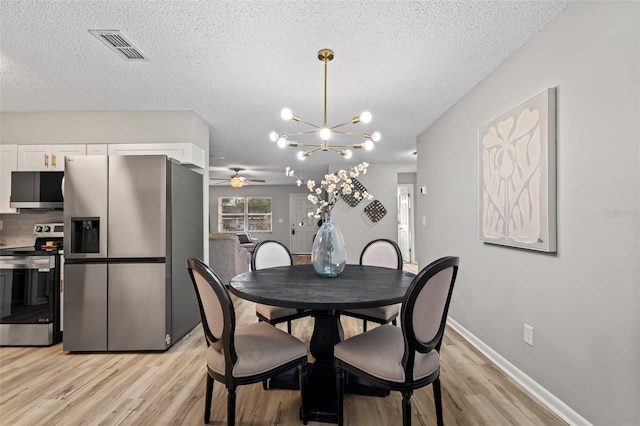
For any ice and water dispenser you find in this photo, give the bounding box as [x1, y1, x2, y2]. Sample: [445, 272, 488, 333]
[70, 218, 100, 253]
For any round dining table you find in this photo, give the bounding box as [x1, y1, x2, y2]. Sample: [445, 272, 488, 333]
[229, 263, 415, 424]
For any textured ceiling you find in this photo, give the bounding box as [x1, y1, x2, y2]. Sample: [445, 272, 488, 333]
[0, 0, 571, 185]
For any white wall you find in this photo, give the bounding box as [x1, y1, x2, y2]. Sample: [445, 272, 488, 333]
[329, 162, 398, 264]
[416, 2, 639, 425]
[0, 110, 211, 259]
[0, 110, 207, 146]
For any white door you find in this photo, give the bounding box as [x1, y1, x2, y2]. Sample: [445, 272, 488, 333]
[289, 194, 317, 253]
[17, 145, 50, 170]
[397, 185, 415, 263]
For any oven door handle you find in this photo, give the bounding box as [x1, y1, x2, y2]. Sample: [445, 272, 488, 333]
[0, 256, 55, 271]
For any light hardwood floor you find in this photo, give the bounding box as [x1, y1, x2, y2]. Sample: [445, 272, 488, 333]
[0, 264, 565, 425]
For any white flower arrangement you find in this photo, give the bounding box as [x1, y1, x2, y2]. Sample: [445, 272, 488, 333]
[285, 162, 374, 218]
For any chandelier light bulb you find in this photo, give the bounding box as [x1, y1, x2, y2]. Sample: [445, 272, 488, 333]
[269, 131, 278, 142]
[319, 127, 332, 140]
[363, 140, 374, 151]
[277, 137, 287, 148]
[281, 108, 294, 121]
[359, 111, 372, 124]
[344, 149, 353, 159]
[297, 151, 306, 161]
[371, 131, 381, 142]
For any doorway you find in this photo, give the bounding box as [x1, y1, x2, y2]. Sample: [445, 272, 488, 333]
[289, 194, 317, 253]
[397, 184, 415, 264]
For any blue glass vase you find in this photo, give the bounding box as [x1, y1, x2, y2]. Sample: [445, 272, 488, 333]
[311, 213, 346, 278]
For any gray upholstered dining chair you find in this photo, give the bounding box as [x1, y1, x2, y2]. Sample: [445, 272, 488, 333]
[341, 238, 403, 332]
[186, 258, 308, 425]
[335, 256, 460, 426]
[251, 240, 311, 334]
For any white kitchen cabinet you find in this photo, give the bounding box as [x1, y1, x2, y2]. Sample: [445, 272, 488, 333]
[87, 144, 108, 155]
[17, 144, 87, 171]
[107, 143, 205, 168]
[52, 145, 87, 170]
[0, 145, 18, 214]
[17, 145, 50, 171]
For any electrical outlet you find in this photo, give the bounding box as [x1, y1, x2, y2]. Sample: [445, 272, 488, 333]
[524, 324, 534, 346]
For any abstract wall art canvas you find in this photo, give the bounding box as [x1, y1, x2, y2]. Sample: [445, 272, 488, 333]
[479, 88, 556, 252]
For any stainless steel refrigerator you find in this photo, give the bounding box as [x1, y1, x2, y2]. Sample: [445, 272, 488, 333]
[63, 155, 203, 351]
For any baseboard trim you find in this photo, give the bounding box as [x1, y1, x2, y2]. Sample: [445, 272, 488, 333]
[446, 317, 592, 426]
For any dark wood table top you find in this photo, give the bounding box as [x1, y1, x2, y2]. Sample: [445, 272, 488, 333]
[229, 264, 415, 310]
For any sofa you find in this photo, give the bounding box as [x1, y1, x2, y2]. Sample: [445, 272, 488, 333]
[237, 232, 259, 253]
[208, 233, 250, 286]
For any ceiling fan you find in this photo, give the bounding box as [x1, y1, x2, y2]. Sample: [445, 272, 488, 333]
[210, 168, 266, 188]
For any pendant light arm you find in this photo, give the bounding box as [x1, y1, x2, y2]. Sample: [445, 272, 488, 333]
[295, 118, 322, 129]
[282, 129, 323, 137]
[332, 130, 370, 137]
[330, 120, 354, 130]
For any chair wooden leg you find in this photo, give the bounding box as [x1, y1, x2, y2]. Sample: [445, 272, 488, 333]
[363, 319, 368, 332]
[287, 320, 292, 334]
[402, 390, 412, 426]
[300, 360, 309, 425]
[204, 374, 214, 424]
[433, 377, 444, 426]
[336, 364, 345, 426]
[227, 387, 236, 426]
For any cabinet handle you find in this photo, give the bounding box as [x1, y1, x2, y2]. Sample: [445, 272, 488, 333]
[44, 154, 49, 167]
[52, 154, 56, 168]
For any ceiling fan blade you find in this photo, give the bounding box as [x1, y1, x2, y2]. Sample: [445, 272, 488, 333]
[210, 178, 231, 181]
[245, 178, 266, 183]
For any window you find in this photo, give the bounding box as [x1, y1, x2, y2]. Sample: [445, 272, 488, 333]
[219, 196, 272, 232]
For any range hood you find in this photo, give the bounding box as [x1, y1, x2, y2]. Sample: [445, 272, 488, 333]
[10, 171, 64, 209]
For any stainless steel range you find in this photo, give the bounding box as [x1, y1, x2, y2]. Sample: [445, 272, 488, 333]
[0, 223, 63, 346]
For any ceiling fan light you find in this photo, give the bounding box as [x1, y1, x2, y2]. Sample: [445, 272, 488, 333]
[371, 131, 381, 142]
[230, 177, 243, 188]
[363, 139, 374, 151]
[281, 108, 294, 121]
[269, 131, 279, 142]
[359, 111, 372, 124]
[277, 137, 287, 148]
[319, 127, 331, 140]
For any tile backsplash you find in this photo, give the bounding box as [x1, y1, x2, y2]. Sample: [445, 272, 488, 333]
[0, 211, 64, 247]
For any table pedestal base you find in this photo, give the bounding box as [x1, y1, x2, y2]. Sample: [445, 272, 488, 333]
[263, 310, 389, 423]
[302, 360, 339, 423]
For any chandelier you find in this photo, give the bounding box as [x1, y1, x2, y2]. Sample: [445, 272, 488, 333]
[270, 49, 381, 160]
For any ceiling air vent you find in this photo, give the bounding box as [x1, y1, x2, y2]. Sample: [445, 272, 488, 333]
[89, 30, 149, 61]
